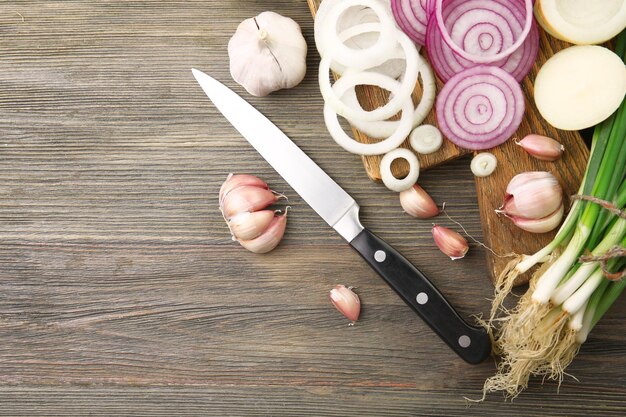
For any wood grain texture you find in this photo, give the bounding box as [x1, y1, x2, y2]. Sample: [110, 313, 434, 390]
[0, 0, 622, 415]
[306, 0, 588, 284]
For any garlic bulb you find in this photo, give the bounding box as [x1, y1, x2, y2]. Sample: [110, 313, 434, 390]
[496, 171, 564, 233]
[228, 11, 307, 97]
[220, 174, 288, 253]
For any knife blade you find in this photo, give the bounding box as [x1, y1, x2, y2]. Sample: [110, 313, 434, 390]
[192, 69, 491, 364]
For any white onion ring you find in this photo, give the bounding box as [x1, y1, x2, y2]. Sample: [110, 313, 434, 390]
[341, 53, 435, 138]
[324, 73, 414, 155]
[334, 22, 408, 78]
[380, 148, 420, 192]
[318, 0, 398, 70]
[319, 28, 419, 122]
[434, 0, 533, 64]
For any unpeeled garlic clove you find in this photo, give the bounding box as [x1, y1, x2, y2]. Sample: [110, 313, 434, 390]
[228, 210, 276, 241]
[219, 173, 268, 206]
[329, 284, 361, 324]
[399, 184, 439, 219]
[510, 204, 564, 233]
[516, 134, 564, 161]
[432, 225, 469, 260]
[498, 171, 563, 220]
[221, 185, 280, 219]
[238, 211, 287, 254]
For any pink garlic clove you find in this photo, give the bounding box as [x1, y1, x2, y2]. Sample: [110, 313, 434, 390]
[221, 185, 280, 220]
[499, 171, 563, 220]
[510, 204, 564, 233]
[516, 135, 564, 161]
[431, 225, 469, 260]
[219, 173, 269, 206]
[329, 284, 361, 324]
[228, 209, 276, 241]
[399, 184, 440, 219]
[237, 211, 287, 254]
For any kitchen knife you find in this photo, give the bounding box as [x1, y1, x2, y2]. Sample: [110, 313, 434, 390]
[192, 69, 491, 364]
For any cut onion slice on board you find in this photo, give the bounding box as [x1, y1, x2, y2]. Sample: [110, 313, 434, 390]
[324, 74, 415, 155]
[535, 0, 626, 45]
[436, 65, 525, 150]
[391, 0, 429, 45]
[319, 28, 419, 122]
[340, 54, 436, 138]
[426, 2, 539, 82]
[433, 0, 533, 64]
[316, 0, 398, 71]
[316, 0, 407, 78]
[534, 45, 626, 131]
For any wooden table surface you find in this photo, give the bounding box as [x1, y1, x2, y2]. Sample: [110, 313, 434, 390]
[1, 1, 624, 415]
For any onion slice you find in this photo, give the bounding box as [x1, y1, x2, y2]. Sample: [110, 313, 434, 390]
[535, 0, 626, 45]
[433, 0, 533, 64]
[426, 4, 539, 82]
[436, 65, 525, 150]
[391, 0, 429, 45]
[340, 53, 436, 138]
[324, 73, 415, 155]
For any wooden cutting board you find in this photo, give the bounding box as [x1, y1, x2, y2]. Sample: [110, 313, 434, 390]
[307, 0, 589, 285]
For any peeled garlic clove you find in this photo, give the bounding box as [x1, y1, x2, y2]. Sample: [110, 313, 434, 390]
[228, 11, 307, 97]
[499, 171, 563, 219]
[329, 284, 361, 324]
[432, 225, 469, 260]
[510, 204, 564, 233]
[238, 212, 287, 254]
[219, 173, 268, 206]
[228, 210, 276, 241]
[399, 184, 439, 219]
[516, 134, 564, 161]
[221, 185, 279, 219]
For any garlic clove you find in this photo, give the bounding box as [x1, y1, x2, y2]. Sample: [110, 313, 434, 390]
[329, 284, 361, 324]
[516, 134, 564, 161]
[399, 184, 439, 219]
[431, 225, 469, 260]
[510, 204, 564, 233]
[228, 210, 276, 241]
[499, 171, 563, 220]
[219, 173, 268, 206]
[221, 185, 280, 220]
[228, 11, 307, 97]
[238, 211, 287, 254]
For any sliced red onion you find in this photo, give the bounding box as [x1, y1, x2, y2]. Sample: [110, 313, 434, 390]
[433, 0, 533, 64]
[391, 0, 427, 45]
[426, 2, 539, 82]
[436, 65, 525, 150]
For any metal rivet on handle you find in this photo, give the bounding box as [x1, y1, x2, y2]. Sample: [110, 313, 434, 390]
[416, 292, 428, 305]
[458, 335, 471, 348]
[374, 250, 386, 262]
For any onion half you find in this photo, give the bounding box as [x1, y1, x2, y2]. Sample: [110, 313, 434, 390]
[435, 65, 525, 150]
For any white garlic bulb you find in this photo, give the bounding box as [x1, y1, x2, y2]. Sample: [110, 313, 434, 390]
[228, 11, 307, 97]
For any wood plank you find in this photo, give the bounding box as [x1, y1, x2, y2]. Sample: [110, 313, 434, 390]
[0, 0, 621, 415]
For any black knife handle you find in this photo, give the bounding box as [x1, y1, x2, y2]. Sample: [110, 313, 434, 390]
[350, 228, 491, 364]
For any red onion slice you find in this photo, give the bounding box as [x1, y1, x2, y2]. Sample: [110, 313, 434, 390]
[434, 0, 533, 64]
[436, 66, 525, 150]
[391, 0, 427, 45]
[426, 5, 539, 82]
